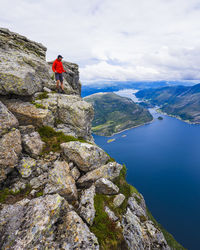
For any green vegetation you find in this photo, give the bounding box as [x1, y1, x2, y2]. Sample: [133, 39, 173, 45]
[31, 101, 46, 109]
[136, 84, 200, 123]
[90, 193, 128, 250]
[146, 209, 186, 250]
[84, 92, 153, 136]
[35, 91, 49, 100]
[38, 126, 88, 154]
[90, 164, 140, 249]
[158, 116, 163, 120]
[35, 190, 44, 197]
[55, 118, 63, 126]
[0, 184, 32, 204]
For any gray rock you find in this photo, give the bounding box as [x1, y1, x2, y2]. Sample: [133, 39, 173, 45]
[113, 193, 126, 207]
[2, 99, 54, 127]
[19, 125, 35, 135]
[71, 166, 81, 180]
[44, 160, 78, 201]
[78, 185, 96, 225]
[77, 162, 123, 188]
[30, 173, 48, 189]
[0, 28, 53, 96]
[0, 194, 72, 249]
[61, 141, 109, 172]
[43, 86, 51, 93]
[128, 196, 147, 220]
[60, 210, 99, 249]
[122, 199, 170, 250]
[0, 129, 22, 182]
[0, 101, 18, 136]
[57, 94, 94, 141]
[104, 206, 119, 222]
[11, 181, 26, 193]
[17, 156, 36, 178]
[95, 178, 119, 194]
[22, 131, 45, 158]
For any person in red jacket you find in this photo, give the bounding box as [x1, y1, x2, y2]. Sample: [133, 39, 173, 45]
[52, 55, 66, 93]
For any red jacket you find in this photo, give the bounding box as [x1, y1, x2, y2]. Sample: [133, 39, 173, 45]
[52, 59, 66, 73]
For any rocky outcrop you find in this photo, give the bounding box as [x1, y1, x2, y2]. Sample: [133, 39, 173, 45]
[77, 162, 123, 188]
[122, 196, 170, 249]
[0, 27, 174, 250]
[44, 160, 78, 201]
[0, 101, 18, 136]
[78, 185, 96, 225]
[95, 178, 119, 194]
[61, 141, 109, 172]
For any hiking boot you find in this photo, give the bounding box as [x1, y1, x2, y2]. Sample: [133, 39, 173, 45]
[61, 89, 65, 94]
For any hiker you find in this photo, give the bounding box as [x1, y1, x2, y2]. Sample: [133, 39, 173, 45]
[52, 55, 66, 93]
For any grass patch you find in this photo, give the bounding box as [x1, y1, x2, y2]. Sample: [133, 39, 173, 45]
[0, 184, 32, 204]
[146, 209, 186, 250]
[90, 194, 128, 250]
[35, 91, 49, 100]
[31, 101, 46, 109]
[38, 126, 88, 154]
[35, 190, 44, 197]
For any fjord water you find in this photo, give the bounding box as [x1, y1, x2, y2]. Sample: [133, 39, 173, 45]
[93, 109, 200, 249]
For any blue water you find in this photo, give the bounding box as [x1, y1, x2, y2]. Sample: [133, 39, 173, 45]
[93, 109, 200, 250]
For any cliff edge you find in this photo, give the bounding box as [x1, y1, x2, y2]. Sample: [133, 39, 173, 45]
[0, 28, 183, 249]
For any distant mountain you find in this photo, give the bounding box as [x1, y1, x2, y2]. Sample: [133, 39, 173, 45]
[84, 92, 153, 136]
[136, 83, 200, 123]
[81, 81, 195, 98]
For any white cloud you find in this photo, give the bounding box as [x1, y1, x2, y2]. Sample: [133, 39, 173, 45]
[1, 0, 200, 83]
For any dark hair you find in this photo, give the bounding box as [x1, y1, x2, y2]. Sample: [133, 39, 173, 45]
[57, 55, 63, 59]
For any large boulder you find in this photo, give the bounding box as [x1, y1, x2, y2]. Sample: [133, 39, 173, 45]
[0, 101, 18, 136]
[0, 194, 71, 249]
[78, 185, 96, 225]
[0, 129, 22, 182]
[21, 131, 45, 158]
[2, 99, 54, 127]
[77, 162, 123, 188]
[61, 210, 99, 249]
[44, 160, 78, 201]
[34, 93, 94, 141]
[122, 196, 170, 250]
[61, 141, 109, 172]
[95, 178, 119, 195]
[0, 28, 52, 96]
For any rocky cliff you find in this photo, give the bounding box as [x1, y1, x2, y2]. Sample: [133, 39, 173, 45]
[0, 28, 182, 249]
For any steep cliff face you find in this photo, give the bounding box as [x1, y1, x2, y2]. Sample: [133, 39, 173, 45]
[0, 28, 181, 249]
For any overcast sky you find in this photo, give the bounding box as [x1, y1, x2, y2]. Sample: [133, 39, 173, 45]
[1, 0, 200, 84]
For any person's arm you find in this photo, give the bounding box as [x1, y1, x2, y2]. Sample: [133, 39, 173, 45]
[52, 61, 57, 73]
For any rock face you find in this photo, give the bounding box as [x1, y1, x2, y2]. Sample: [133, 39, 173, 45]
[122, 196, 170, 250]
[0, 129, 22, 182]
[95, 178, 119, 195]
[0, 101, 18, 136]
[61, 141, 109, 172]
[2, 99, 54, 127]
[44, 160, 78, 201]
[0, 28, 50, 96]
[78, 185, 96, 225]
[21, 131, 45, 158]
[77, 162, 123, 188]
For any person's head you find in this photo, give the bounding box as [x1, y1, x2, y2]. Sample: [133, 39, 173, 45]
[57, 55, 63, 61]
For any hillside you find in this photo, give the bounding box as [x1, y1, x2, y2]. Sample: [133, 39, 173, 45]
[0, 27, 185, 249]
[84, 92, 153, 136]
[136, 84, 200, 123]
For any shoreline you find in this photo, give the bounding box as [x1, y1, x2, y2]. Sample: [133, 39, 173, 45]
[156, 108, 200, 125]
[92, 118, 154, 138]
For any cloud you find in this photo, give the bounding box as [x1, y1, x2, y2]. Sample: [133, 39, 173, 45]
[1, 0, 200, 83]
